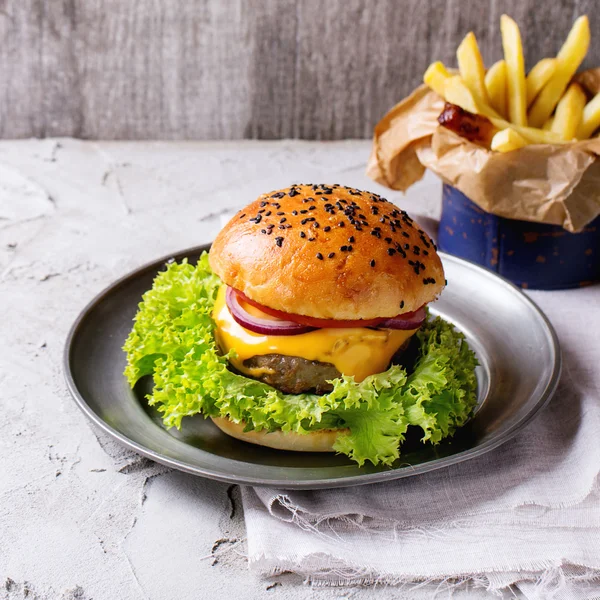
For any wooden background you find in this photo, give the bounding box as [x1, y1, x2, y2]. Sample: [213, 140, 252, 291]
[0, 0, 597, 140]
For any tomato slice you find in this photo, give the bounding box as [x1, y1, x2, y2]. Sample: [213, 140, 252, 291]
[234, 289, 389, 328]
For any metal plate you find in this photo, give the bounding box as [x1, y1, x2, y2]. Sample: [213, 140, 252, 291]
[64, 244, 561, 489]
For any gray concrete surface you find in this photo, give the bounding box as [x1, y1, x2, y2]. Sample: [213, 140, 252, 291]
[0, 139, 507, 600]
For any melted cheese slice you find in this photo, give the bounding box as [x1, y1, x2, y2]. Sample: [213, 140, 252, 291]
[212, 285, 417, 382]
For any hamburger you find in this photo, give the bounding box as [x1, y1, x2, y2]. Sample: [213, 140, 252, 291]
[207, 184, 445, 451]
[124, 184, 478, 466]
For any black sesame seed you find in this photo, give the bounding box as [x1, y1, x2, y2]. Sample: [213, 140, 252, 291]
[271, 192, 285, 199]
[308, 237, 316, 241]
[309, 205, 316, 210]
[387, 248, 396, 256]
[260, 201, 267, 207]
[404, 243, 410, 249]
[288, 188, 299, 197]
[339, 222, 345, 228]
[370, 259, 376, 267]
[292, 210, 298, 216]
[276, 211, 285, 216]
[423, 250, 429, 256]
[258, 209, 266, 214]
[348, 236, 355, 243]
[300, 231, 306, 238]
[275, 237, 284, 247]
[402, 232, 409, 238]
[265, 211, 272, 216]
[280, 217, 287, 223]
[328, 252, 335, 259]
[260, 229, 266, 234]
[347, 245, 353, 251]
[384, 237, 392, 243]
[278, 225, 286, 229]
[313, 222, 320, 228]
[239, 213, 246, 219]
[316, 252, 324, 260]
[340, 245, 348, 251]
[323, 226, 331, 232]
[400, 300, 405, 309]
[253, 214, 262, 224]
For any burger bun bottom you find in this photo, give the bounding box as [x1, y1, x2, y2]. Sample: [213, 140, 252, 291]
[210, 417, 346, 453]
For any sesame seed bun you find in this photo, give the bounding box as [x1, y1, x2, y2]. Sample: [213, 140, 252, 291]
[209, 184, 445, 320]
[211, 417, 345, 452]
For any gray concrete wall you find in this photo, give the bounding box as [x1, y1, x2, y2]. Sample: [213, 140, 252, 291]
[0, 0, 596, 139]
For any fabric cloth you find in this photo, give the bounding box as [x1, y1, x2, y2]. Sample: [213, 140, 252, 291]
[242, 284, 600, 599]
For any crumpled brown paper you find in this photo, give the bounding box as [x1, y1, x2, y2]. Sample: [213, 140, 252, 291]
[367, 69, 600, 232]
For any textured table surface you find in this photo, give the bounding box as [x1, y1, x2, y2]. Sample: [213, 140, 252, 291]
[2, 139, 458, 600]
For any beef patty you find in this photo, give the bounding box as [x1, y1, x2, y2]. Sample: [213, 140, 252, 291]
[242, 354, 342, 394]
[241, 338, 413, 395]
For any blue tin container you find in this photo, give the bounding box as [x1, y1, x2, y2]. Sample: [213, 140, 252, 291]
[438, 184, 600, 290]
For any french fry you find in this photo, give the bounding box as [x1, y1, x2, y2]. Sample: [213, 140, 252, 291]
[500, 15, 527, 126]
[528, 16, 590, 127]
[443, 76, 500, 119]
[457, 32, 490, 106]
[424, 61, 452, 98]
[576, 92, 600, 139]
[551, 82, 586, 140]
[488, 116, 564, 144]
[542, 116, 555, 131]
[526, 58, 558, 106]
[443, 76, 480, 114]
[491, 128, 529, 152]
[485, 60, 508, 118]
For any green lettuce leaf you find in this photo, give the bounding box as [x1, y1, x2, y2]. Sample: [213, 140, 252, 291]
[123, 253, 479, 467]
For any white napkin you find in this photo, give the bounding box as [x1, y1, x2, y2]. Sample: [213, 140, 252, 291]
[242, 284, 600, 599]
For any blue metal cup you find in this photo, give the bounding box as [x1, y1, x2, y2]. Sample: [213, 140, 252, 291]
[437, 184, 600, 289]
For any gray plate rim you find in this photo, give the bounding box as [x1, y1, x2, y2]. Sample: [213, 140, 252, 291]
[63, 244, 561, 489]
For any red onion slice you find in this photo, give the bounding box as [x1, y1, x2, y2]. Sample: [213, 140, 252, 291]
[378, 307, 426, 330]
[225, 287, 316, 336]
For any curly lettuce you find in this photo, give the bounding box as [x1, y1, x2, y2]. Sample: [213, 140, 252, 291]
[123, 253, 479, 466]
